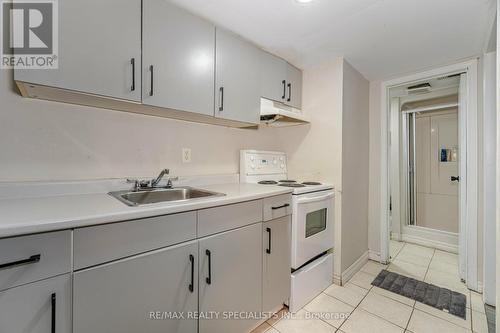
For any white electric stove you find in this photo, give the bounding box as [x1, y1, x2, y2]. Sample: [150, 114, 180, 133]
[240, 150, 334, 312]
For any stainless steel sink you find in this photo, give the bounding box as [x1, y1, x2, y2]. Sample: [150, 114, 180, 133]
[109, 186, 225, 206]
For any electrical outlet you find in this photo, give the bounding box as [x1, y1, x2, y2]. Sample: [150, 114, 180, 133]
[182, 148, 192, 163]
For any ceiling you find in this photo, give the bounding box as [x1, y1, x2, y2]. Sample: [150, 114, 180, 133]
[170, 0, 496, 80]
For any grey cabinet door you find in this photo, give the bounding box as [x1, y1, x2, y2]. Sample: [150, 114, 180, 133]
[14, 0, 141, 102]
[263, 216, 291, 313]
[260, 51, 287, 103]
[286, 64, 303, 109]
[73, 241, 198, 333]
[199, 223, 262, 333]
[143, 0, 215, 116]
[215, 28, 261, 124]
[0, 274, 71, 333]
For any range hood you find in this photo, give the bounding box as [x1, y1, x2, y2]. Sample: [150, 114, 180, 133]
[260, 98, 309, 127]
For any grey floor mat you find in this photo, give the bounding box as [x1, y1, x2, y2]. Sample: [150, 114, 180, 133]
[371, 270, 467, 319]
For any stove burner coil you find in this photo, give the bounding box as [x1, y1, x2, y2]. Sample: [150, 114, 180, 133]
[258, 180, 278, 185]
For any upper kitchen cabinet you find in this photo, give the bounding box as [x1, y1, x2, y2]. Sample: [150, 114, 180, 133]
[143, 0, 215, 116]
[286, 64, 302, 109]
[215, 29, 261, 124]
[14, 0, 141, 102]
[260, 51, 287, 103]
[260, 51, 303, 109]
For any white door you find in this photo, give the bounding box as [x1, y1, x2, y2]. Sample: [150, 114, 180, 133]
[414, 111, 459, 233]
[292, 191, 335, 269]
[430, 113, 459, 196]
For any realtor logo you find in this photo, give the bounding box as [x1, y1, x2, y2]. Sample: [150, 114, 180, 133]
[1, 0, 58, 69]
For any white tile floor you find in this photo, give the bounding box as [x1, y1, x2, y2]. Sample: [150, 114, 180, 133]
[252, 241, 490, 333]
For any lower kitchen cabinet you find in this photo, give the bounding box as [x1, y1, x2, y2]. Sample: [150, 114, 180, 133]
[262, 216, 291, 313]
[73, 241, 198, 333]
[198, 223, 263, 333]
[0, 274, 71, 333]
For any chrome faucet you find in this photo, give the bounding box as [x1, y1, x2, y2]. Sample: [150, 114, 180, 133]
[127, 168, 178, 191]
[151, 168, 170, 187]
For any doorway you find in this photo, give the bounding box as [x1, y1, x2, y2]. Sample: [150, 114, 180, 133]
[402, 96, 460, 241]
[379, 60, 479, 292]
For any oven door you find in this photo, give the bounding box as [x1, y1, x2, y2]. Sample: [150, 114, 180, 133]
[291, 190, 335, 269]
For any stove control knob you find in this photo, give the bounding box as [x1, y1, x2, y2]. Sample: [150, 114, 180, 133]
[251, 164, 255, 169]
[280, 157, 284, 161]
[273, 159, 277, 165]
[280, 164, 284, 168]
[250, 156, 255, 161]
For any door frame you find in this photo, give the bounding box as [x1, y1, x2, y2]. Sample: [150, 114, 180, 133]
[379, 59, 479, 291]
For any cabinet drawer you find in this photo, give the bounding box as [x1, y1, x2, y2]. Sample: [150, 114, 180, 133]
[0, 273, 72, 333]
[0, 231, 71, 291]
[198, 200, 263, 237]
[74, 212, 196, 270]
[263, 194, 292, 221]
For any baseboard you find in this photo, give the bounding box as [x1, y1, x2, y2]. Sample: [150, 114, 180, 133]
[368, 250, 381, 262]
[390, 232, 401, 241]
[402, 233, 458, 253]
[341, 251, 369, 285]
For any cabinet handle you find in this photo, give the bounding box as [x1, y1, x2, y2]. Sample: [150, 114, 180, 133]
[271, 203, 290, 210]
[218, 87, 224, 111]
[149, 65, 154, 97]
[189, 254, 194, 293]
[130, 58, 135, 92]
[282, 80, 286, 99]
[51, 293, 56, 333]
[287, 83, 291, 102]
[451, 176, 460, 182]
[205, 249, 212, 285]
[266, 227, 272, 254]
[0, 254, 41, 270]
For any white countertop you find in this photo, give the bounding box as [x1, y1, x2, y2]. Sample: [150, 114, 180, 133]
[0, 183, 292, 238]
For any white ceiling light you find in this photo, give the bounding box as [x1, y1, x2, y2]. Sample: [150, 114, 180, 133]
[295, 0, 314, 3]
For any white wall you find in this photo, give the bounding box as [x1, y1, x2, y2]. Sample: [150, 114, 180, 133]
[0, 69, 315, 182]
[0, 72, 279, 181]
[341, 60, 370, 272]
[285, 58, 344, 185]
[0, 62, 348, 184]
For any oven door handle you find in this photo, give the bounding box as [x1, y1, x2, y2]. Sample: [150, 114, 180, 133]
[295, 192, 335, 204]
